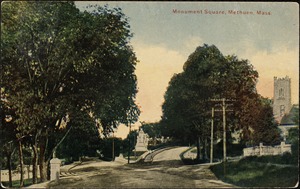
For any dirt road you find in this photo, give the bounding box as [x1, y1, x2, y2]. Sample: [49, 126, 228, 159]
[28, 147, 235, 188]
[152, 146, 188, 162]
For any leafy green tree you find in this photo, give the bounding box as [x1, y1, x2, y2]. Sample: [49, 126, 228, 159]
[0, 95, 32, 186]
[122, 130, 138, 156]
[56, 110, 102, 162]
[292, 107, 299, 126]
[98, 137, 122, 161]
[0, 102, 18, 187]
[161, 44, 279, 160]
[287, 127, 299, 164]
[162, 45, 225, 160]
[250, 97, 281, 146]
[1, 2, 139, 182]
[140, 122, 161, 138]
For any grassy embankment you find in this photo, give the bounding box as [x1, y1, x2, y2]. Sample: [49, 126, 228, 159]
[210, 154, 299, 187]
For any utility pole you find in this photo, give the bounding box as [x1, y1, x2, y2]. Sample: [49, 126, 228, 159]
[210, 107, 214, 163]
[222, 98, 226, 163]
[128, 121, 131, 164]
[112, 132, 115, 161]
[210, 98, 235, 165]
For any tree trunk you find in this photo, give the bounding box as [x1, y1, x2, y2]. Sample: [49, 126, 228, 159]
[39, 144, 47, 182]
[7, 153, 12, 187]
[31, 144, 38, 184]
[18, 140, 24, 187]
[39, 160, 48, 182]
[204, 138, 208, 161]
[196, 136, 201, 161]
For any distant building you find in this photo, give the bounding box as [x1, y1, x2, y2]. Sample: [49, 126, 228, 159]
[273, 76, 298, 141]
[273, 76, 292, 123]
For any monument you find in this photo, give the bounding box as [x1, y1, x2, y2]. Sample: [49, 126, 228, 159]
[135, 129, 149, 152]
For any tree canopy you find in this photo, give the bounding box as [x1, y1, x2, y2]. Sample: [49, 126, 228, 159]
[1, 1, 139, 182]
[161, 44, 280, 155]
[140, 122, 162, 138]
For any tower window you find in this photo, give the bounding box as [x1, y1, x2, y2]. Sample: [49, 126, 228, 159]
[279, 88, 284, 98]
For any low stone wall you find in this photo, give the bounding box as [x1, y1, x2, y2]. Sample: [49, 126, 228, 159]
[243, 142, 291, 157]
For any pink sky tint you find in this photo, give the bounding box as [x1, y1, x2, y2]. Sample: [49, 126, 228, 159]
[115, 44, 299, 139]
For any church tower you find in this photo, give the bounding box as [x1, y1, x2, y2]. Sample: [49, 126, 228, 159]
[273, 76, 292, 122]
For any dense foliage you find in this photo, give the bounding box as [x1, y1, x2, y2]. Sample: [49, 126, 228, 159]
[161, 44, 281, 160]
[140, 122, 162, 138]
[1, 1, 139, 184]
[287, 127, 299, 163]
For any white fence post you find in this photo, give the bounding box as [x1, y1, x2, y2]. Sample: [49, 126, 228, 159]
[50, 158, 61, 181]
[259, 143, 263, 156]
[280, 141, 285, 153]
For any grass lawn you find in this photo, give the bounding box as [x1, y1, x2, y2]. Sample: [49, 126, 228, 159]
[210, 158, 299, 187]
[2, 178, 37, 187]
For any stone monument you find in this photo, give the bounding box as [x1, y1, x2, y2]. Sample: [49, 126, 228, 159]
[135, 129, 149, 152]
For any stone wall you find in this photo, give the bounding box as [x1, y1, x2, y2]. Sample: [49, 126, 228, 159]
[243, 142, 291, 157]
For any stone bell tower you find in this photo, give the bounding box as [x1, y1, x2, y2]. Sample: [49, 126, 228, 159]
[273, 76, 292, 122]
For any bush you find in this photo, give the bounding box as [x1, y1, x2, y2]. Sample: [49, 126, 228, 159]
[287, 127, 299, 164]
[213, 141, 245, 159]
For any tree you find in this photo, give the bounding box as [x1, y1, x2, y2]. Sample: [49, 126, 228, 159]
[1, 2, 139, 182]
[292, 107, 299, 126]
[161, 44, 279, 160]
[98, 137, 122, 161]
[287, 127, 299, 164]
[0, 94, 30, 186]
[56, 110, 102, 162]
[250, 97, 281, 146]
[0, 103, 17, 187]
[122, 130, 138, 156]
[140, 122, 161, 138]
[162, 45, 226, 160]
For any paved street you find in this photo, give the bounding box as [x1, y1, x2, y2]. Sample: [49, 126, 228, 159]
[29, 147, 235, 188]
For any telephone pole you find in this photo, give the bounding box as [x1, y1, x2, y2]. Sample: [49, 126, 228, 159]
[210, 98, 235, 177]
[209, 98, 234, 164]
[222, 98, 226, 163]
[210, 107, 214, 163]
[128, 121, 131, 164]
[112, 132, 115, 161]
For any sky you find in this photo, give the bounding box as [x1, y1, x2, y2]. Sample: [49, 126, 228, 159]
[76, 2, 299, 139]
